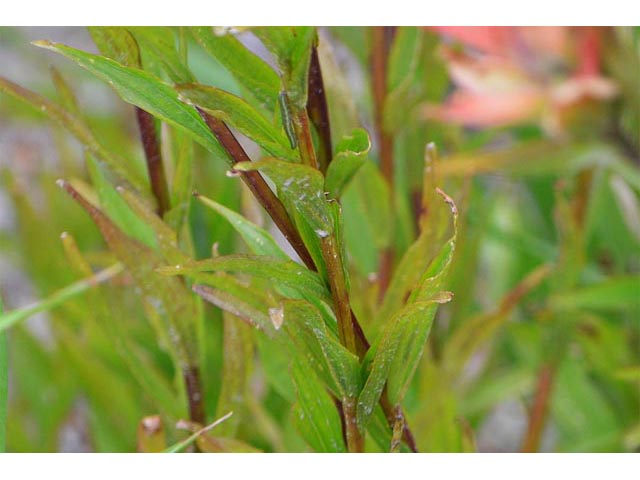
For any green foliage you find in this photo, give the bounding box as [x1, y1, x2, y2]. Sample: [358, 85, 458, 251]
[0, 26, 638, 453]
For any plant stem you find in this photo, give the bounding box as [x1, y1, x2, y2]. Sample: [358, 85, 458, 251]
[198, 109, 316, 270]
[292, 108, 319, 170]
[320, 235, 357, 354]
[183, 366, 206, 425]
[380, 387, 418, 452]
[306, 45, 333, 174]
[343, 397, 364, 453]
[371, 26, 396, 185]
[521, 363, 556, 452]
[371, 26, 397, 300]
[135, 107, 171, 216]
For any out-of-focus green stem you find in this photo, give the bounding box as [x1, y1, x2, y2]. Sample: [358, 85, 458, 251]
[0, 263, 124, 334]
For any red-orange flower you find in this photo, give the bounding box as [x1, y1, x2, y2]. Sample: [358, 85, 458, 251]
[425, 27, 618, 136]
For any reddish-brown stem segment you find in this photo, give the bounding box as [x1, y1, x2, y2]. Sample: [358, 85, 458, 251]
[292, 109, 319, 170]
[198, 109, 316, 271]
[521, 363, 556, 452]
[135, 107, 171, 216]
[371, 27, 397, 301]
[371, 26, 396, 185]
[184, 366, 206, 425]
[306, 45, 333, 174]
[320, 235, 357, 354]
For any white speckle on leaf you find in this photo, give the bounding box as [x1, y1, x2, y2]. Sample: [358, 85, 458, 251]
[269, 306, 284, 330]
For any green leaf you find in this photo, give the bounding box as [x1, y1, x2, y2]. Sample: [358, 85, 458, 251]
[384, 27, 424, 133]
[57, 181, 201, 372]
[343, 162, 392, 258]
[0, 299, 7, 452]
[193, 282, 276, 336]
[176, 83, 296, 161]
[190, 27, 280, 113]
[325, 128, 371, 198]
[33, 41, 229, 163]
[282, 300, 360, 398]
[233, 157, 333, 237]
[88, 27, 141, 68]
[0, 76, 146, 190]
[115, 185, 186, 264]
[357, 300, 444, 428]
[194, 193, 289, 260]
[49, 66, 81, 115]
[159, 254, 331, 305]
[62, 231, 182, 419]
[549, 276, 640, 312]
[216, 313, 253, 437]
[86, 155, 157, 249]
[165, 126, 194, 233]
[252, 27, 316, 109]
[378, 188, 456, 323]
[128, 27, 195, 84]
[290, 361, 346, 452]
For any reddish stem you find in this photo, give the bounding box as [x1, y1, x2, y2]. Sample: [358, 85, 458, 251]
[135, 107, 171, 216]
[521, 363, 556, 452]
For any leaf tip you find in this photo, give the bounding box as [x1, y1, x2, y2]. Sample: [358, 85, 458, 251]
[31, 40, 55, 50]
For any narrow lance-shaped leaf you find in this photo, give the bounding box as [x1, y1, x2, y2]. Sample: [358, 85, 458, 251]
[88, 27, 141, 68]
[290, 361, 346, 452]
[190, 27, 280, 113]
[86, 155, 157, 249]
[252, 27, 316, 109]
[358, 189, 457, 425]
[548, 276, 640, 312]
[385, 191, 458, 404]
[127, 27, 195, 83]
[444, 264, 552, 377]
[49, 66, 81, 115]
[165, 126, 194, 232]
[194, 193, 289, 260]
[384, 27, 424, 133]
[0, 76, 146, 191]
[115, 185, 187, 265]
[176, 83, 297, 161]
[325, 128, 372, 198]
[33, 41, 230, 163]
[60, 232, 182, 420]
[159, 254, 331, 305]
[216, 312, 253, 437]
[282, 300, 361, 399]
[56, 180, 200, 372]
[0, 263, 124, 334]
[193, 282, 277, 336]
[377, 149, 452, 322]
[357, 300, 443, 428]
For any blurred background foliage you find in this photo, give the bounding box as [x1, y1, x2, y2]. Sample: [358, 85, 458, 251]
[0, 26, 638, 452]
